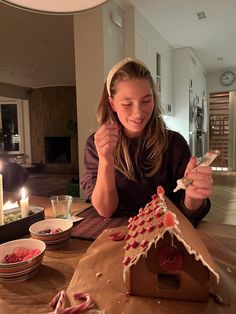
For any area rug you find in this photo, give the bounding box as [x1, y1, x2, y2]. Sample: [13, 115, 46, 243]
[71, 207, 129, 240]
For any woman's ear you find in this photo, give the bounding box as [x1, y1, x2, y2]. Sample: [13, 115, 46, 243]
[108, 96, 116, 112]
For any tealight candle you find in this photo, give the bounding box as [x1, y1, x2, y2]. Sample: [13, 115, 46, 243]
[20, 187, 29, 218]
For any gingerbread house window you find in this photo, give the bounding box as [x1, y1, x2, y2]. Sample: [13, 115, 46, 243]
[157, 274, 180, 290]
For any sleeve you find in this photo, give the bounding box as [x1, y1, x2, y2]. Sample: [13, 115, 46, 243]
[80, 134, 99, 200]
[166, 131, 210, 226]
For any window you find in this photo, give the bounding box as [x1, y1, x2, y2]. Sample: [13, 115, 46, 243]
[0, 100, 24, 154]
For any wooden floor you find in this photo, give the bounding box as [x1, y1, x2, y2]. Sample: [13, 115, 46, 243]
[24, 171, 236, 225]
[25, 173, 76, 197]
[204, 171, 236, 225]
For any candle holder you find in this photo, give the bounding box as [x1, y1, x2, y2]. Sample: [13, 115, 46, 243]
[0, 205, 45, 244]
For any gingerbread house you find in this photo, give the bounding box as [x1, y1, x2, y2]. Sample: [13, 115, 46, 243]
[123, 186, 219, 302]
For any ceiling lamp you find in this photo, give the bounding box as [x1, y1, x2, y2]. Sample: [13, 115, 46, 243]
[0, 0, 109, 14]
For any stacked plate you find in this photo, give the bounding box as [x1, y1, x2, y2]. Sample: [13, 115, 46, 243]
[0, 238, 46, 283]
[29, 218, 73, 250]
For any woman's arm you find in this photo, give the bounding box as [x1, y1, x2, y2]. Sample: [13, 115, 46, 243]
[91, 158, 118, 217]
[91, 122, 119, 217]
[166, 131, 211, 224]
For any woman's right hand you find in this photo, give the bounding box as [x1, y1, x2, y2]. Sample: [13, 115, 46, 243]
[94, 122, 119, 163]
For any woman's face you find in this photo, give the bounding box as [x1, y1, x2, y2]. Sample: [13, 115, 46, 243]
[109, 79, 154, 138]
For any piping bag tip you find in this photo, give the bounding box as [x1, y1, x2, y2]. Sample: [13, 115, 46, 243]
[173, 150, 221, 193]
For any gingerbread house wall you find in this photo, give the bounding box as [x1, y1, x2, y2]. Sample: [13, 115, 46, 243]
[127, 233, 210, 302]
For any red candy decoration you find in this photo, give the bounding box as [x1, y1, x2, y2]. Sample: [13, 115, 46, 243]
[124, 244, 131, 250]
[139, 220, 145, 226]
[109, 232, 125, 241]
[140, 227, 146, 234]
[132, 231, 138, 238]
[157, 246, 183, 271]
[123, 256, 131, 265]
[131, 240, 139, 249]
[124, 234, 131, 240]
[140, 240, 149, 248]
[146, 225, 155, 232]
[4, 247, 41, 264]
[163, 212, 176, 227]
[157, 221, 164, 228]
[157, 186, 165, 195]
[131, 224, 137, 231]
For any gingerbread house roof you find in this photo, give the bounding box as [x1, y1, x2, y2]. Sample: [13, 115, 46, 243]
[123, 187, 219, 283]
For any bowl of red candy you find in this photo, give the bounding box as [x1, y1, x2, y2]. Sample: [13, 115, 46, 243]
[29, 218, 73, 250]
[0, 238, 46, 283]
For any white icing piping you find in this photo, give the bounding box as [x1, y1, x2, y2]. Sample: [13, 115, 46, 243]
[173, 232, 220, 284]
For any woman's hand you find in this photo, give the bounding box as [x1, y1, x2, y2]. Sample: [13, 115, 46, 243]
[184, 156, 213, 210]
[94, 122, 119, 164]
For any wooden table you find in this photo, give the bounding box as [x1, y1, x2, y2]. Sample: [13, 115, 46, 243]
[0, 194, 92, 314]
[0, 195, 236, 313]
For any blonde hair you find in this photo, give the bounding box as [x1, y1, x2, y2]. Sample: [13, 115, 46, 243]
[97, 59, 168, 181]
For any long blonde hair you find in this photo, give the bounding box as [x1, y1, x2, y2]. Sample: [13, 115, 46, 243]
[97, 60, 168, 181]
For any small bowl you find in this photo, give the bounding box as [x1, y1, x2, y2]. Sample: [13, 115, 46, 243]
[0, 238, 46, 283]
[29, 218, 73, 250]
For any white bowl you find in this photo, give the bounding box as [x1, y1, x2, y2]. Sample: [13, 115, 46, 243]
[29, 218, 73, 250]
[0, 238, 46, 282]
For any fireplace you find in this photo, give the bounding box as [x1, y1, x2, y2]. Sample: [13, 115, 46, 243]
[44, 136, 71, 163]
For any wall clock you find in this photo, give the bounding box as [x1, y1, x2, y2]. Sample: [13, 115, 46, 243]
[220, 71, 236, 86]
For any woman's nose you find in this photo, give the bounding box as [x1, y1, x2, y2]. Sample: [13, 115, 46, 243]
[132, 104, 143, 116]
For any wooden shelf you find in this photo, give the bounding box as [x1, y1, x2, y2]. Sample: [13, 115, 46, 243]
[209, 92, 229, 167]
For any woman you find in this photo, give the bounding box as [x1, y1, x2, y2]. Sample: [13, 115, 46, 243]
[81, 57, 212, 225]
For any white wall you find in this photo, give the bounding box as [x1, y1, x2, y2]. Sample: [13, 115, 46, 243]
[171, 48, 190, 141]
[135, 8, 174, 115]
[103, 1, 124, 77]
[207, 67, 236, 93]
[74, 1, 124, 198]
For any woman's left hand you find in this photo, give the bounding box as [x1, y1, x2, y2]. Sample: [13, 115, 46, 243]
[184, 157, 213, 209]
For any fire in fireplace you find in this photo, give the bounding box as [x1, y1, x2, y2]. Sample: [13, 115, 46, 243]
[44, 136, 71, 163]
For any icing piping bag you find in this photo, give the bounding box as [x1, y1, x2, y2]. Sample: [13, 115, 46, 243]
[173, 150, 221, 193]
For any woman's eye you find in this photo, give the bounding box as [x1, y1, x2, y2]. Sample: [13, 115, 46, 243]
[122, 103, 132, 107]
[143, 99, 152, 104]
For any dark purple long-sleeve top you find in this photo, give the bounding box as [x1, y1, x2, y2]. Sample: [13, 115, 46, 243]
[81, 130, 210, 225]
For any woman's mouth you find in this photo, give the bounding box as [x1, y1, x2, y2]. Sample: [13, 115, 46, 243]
[129, 119, 144, 125]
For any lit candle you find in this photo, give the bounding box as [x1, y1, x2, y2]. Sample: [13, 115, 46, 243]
[20, 187, 29, 218]
[0, 170, 3, 225]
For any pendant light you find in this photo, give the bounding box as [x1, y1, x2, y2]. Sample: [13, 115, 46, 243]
[0, 0, 109, 14]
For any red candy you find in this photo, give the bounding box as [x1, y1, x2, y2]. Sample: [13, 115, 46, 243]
[38, 227, 62, 234]
[109, 232, 125, 241]
[130, 240, 139, 249]
[140, 240, 149, 248]
[124, 234, 131, 241]
[4, 247, 41, 263]
[123, 256, 131, 265]
[140, 227, 146, 234]
[163, 212, 176, 227]
[146, 225, 155, 232]
[157, 186, 165, 195]
[157, 221, 164, 228]
[157, 246, 183, 271]
[132, 231, 138, 238]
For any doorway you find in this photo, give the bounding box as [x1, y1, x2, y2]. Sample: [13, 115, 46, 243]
[209, 92, 235, 170]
